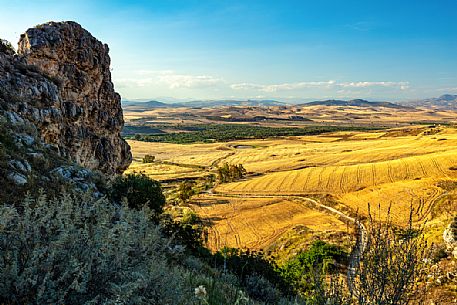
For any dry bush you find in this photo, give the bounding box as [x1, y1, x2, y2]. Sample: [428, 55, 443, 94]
[347, 204, 430, 305]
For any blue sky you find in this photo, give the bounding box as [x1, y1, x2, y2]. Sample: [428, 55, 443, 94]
[1, 0, 456, 102]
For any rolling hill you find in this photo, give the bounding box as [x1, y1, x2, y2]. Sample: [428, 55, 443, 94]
[300, 99, 411, 109]
[403, 94, 457, 110]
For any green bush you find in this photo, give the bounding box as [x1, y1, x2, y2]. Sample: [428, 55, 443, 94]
[280, 240, 346, 295]
[110, 173, 165, 220]
[177, 180, 196, 203]
[161, 217, 206, 254]
[142, 154, 155, 163]
[0, 193, 190, 304]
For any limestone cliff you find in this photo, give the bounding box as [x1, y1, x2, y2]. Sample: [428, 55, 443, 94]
[0, 21, 131, 174]
[443, 216, 457, 259]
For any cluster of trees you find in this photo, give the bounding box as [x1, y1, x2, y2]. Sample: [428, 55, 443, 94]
[142, 154, 155, 163]
[217, 162, 247, 183]
[128, 124, 378, 144]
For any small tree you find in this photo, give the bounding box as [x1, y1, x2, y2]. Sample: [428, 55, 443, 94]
[177, 181, 195, 204]
[110, 173, 165, 221]
[142, 154, 155, 163]
[217, 163, 247, 183]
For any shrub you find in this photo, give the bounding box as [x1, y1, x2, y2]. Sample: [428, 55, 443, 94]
[110, 173, 165, 220]
[280, 240, 347, 295]
[142, 154, 155, 163]
[0, 39, 15, 55]
[0, 193, 190, 304]
[160, 213, 206, 254]
[245, 274, 282, 304]
[347, 206, 430, 305]
[214, 248, 290, 296]
[177, 180, 196, 203]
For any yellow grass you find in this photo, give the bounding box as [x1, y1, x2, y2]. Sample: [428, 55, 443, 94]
[128, 140, 231, 166]
[125, 161, 206, 181]
[192, 196, 349, 251]
[213, 128, 457, 225]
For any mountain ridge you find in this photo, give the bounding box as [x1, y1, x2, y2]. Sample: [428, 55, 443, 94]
[299, 98, 411, 109]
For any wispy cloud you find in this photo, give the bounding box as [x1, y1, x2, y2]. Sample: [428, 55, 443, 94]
[346, 21, 378, 32]
[230, 81, 336, 92]
[115, 70, 411, 99]
[116, 70, 224, 89]
[339, 81, 409, 90]
[231, 80, 409, 92]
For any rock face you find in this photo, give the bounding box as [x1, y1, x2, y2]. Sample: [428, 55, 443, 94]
[443, 216, 457, 259]
[0, 21, 131, 174]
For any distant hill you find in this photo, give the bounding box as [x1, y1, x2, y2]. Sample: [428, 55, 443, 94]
[121, 99, 286, 109]
[300, 99, 410, 109]
[402, 94, 457, 110]
[181, 99, 286, 108]
[121, 100, 178, 108]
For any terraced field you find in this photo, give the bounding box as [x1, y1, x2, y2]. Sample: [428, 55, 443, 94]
[127, 125, 457, 251]
[193, 196, 350, 251]
[214, 127, 457, 225]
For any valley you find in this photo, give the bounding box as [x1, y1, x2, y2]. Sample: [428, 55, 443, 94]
[124, 103, 457, 260]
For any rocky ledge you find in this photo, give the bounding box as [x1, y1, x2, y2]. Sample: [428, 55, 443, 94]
[0, 21, 131, 174]
[443, 216, 457, 259]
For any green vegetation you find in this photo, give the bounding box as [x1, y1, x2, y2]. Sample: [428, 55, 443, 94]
[0, 39, 15, 54]
[142, 154, 155, 163]
[110, 172, 165, 220]
[0, 193, 259, 305]
[161, 209, 206, 253]
[127, 124, 379, 144]
[0, 164, 432, 304]
[218, 163, 247, 183]
[280, 240, 347, 296]
[177, 180, 196, 203]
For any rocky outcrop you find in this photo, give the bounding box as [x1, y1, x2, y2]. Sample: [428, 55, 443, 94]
[0, 21, 131, 174]
[443, 216, 457, 259]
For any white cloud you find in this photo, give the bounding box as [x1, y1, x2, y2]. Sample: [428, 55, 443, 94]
[339, 81, 409, 90]
[116, 70, 224, 89]
[115, 71, 411, 98]
[230, 81, 336, 92]
[231, 80, 409, 92]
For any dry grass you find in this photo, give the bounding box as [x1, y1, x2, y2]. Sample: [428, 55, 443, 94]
[214, 127, 457, 226]
[191, 195, 350, 252]
[125, 161, 206, 181]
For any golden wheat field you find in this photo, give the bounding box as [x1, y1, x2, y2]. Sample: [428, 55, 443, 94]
[192, 195, 351, 252]
[215, 127, 457, 224]
[127, 125, 457, 251]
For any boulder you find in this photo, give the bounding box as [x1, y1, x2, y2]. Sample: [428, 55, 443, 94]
[0, 21, 131, 175]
